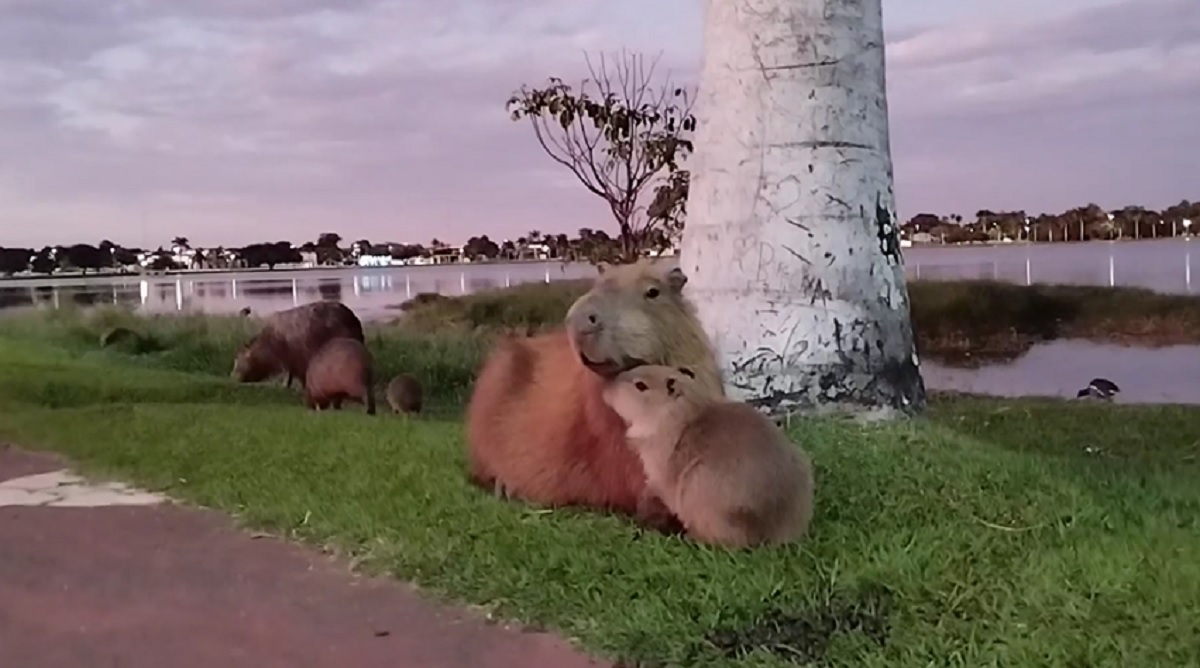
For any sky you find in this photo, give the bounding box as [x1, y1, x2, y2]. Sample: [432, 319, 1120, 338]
[1, 0, 1197, 249]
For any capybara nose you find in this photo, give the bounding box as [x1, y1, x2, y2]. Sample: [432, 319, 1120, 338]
[567, 306, 603, 334]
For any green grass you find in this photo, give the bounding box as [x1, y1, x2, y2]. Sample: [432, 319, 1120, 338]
[1, 308, 1199, 666]
[395, 279, 1200, 366]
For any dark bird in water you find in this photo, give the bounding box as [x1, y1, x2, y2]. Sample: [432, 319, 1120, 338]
[1077, 378, 1120, 400]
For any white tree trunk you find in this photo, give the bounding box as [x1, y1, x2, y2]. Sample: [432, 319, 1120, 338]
[679, 0, 925, 418]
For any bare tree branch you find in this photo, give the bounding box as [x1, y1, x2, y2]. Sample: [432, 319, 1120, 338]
[506, 49, 696, 263]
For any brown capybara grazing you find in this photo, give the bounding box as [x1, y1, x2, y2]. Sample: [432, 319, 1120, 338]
[602, 365, 815, 549]
[385, 373, 424, 415]
[231, 301, 364, 389]
[464, 259, 724, 531]
[304, 338, 376, 414]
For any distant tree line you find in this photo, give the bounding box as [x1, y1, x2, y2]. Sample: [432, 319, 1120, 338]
[902, 200, 1200, 244]
[0, 228, 654, 277]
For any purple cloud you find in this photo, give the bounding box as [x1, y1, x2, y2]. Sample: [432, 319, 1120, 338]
[0, 0, 1195, 248]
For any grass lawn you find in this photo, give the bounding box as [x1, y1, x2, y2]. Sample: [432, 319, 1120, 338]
[1, 307, 1199, 667]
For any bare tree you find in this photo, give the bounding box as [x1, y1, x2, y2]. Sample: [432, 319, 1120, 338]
[507, 50, 695, 263]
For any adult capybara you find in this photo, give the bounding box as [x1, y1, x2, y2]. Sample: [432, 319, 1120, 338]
[465, 259, 724, 530]
[385, 373, 424, 415]
[602, 365, 815, 549]
[231, 301, 364, 388]
[304, 338, 376, 414]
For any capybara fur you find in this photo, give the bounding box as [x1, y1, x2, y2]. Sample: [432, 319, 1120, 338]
[386, 373, 424, 415]
[304, 337, 376, 414]
[602, 365, 815, 549]
[465, 259, 724, 531]
[231, 301, 364, 388]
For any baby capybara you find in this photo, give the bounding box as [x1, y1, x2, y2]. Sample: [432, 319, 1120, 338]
[602, 365, 815, 549]
[304, 337, 376, 415]
[385, 373, 424, 415]
[231, 301, 364, 388]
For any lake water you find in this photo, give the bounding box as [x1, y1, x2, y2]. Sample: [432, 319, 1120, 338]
[922, 341, 1200, 406]
[2, 239, 1197, 406]
[0, 239, 1195, 320]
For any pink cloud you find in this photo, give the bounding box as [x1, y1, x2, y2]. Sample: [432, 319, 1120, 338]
[0, 0, 1195, 248]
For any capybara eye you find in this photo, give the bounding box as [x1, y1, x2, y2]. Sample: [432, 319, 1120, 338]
[645, 287, 660, 299]
[678, 367, 695, 379]
[635, 381, 649, 392]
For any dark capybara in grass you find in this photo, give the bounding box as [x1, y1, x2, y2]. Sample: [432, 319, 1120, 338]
[231, 301, 364, 388]
[304, 338, 376, 414]
[464, 260, 724, 532]
[386, 373, 424, 415]
[238, 306, 252, 317]
[100, 326, 138, 348]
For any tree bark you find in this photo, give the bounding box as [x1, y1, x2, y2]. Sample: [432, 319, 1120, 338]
[679, 0, 926, 419]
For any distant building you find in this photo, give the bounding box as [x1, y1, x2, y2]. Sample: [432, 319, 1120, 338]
[357, 254, 395, 267]
[429, 247, 463, 265]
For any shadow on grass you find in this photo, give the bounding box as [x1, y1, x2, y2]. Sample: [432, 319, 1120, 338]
[706, 584, 894, 664]
[927, 394, 1200, 474]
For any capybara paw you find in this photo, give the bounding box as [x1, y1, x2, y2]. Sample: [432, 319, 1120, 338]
[635, 494, 685, 535]
[639, 511, 685, 536]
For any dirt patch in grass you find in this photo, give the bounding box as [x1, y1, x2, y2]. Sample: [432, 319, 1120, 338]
[706, 584, 894, 664]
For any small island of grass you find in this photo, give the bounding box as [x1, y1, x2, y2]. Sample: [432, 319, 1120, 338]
[394, 278, 1200, 367]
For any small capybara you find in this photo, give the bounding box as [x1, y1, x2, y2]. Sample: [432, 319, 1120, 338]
[465, 259, 725, 531]
[385, 373, 424, 415]
[602, 365, 815, 549]
[231, 301, 364, 389]
[304, 337, 376, 414]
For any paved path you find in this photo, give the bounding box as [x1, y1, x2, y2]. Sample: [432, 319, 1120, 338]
[0, 446, 610, 668]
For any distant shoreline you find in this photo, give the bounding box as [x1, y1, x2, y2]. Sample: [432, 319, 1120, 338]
[0, 257, 582, 285]
[1, 236, 1193, 286]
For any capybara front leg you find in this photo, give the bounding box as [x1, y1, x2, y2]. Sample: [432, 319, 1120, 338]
[634, 490, 684, 536]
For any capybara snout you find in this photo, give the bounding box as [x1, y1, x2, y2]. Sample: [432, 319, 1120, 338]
[563, 263, 694, 379]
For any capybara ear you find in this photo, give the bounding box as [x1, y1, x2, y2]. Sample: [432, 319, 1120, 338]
[666, 267, 687, 292]
[677, 366, 695, 379]
[596, 262, 612, 275]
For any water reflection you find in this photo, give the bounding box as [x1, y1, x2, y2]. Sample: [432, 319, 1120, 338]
[923, 340, 1200, 405]
[0, 241, 1195, 320]
[0, 262, 585, 320]
[905, 237, 1194, 294]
